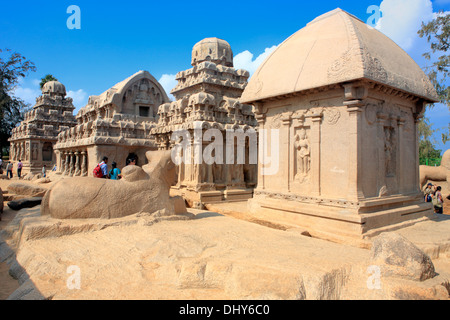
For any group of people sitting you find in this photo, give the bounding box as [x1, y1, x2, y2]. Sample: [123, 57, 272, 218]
[423, 183, 445, 214]
[93, 156, 137, 180]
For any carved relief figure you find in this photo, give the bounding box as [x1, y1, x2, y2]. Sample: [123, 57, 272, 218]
[295, 129, 311, 179]
[384, 127, 396, 177]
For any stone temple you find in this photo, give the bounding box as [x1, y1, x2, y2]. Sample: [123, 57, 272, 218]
[9, 81, 77, 174]
[7, 9, 439, 247]
[240, 9, 439, 245]
[54, 70, 170, 176]
[152, 38, 258, 207]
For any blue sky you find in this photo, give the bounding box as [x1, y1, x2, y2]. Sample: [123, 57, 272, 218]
[1, 0, 449, 153]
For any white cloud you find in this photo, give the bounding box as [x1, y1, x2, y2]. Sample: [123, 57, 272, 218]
[67, 89, 88, 112]
[13, 86, 41, 106]
[159, 74, 177, 101]
[234, 45, 278, 76]
[375, 0, 434, 51]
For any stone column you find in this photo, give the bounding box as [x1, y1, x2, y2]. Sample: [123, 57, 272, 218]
[346, 104, 365, 201]
[376, 112, 388, 196]
[255, 112, 266, 191]
[81, 151, 88, 177]
[397, 117, 406, 194]
[310, 114, 322, 197]
[281, 112, 291, 193]
[74, 151, 81, 176]
[68, 152, 74, 176]
[414, 116, 422, 193]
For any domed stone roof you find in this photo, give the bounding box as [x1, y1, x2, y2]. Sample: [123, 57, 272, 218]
[42, 80, 66, 97]
[191, 37, 234, 67]
[241, 8, 439, 104]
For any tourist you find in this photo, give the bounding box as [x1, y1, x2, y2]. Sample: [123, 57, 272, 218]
[433, 186, 444, 214]
[17, 160, 23, 179]
[108, 162, 122, 180]
[423, 183, 433, 202]
[93, 156, 108, 178]
[6, 162, 13, 179]
[126, 156, 137, 166]
[42, 165, 47, 178]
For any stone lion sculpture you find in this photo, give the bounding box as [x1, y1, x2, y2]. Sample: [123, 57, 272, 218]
[419, 149, 450, 197]
[41, 150, 183, 219]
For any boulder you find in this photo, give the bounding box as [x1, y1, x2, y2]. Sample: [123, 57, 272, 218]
[7, 197, 43, 211]
[7, 182, 48, 197]
[42, 150, 185, 220]
[370, 232, 435, 282]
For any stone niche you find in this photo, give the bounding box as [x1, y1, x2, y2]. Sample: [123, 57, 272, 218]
[240, 8, 439, 246]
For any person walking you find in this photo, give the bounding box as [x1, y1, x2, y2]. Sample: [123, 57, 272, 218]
[17, 160, 23, 179]
[6, 162, 13, 179]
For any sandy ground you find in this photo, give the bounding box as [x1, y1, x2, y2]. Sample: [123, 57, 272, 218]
[1, 177, 449, 300]
[0, 178, 20, 299]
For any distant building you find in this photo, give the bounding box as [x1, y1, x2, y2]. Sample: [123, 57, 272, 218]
[54, 71, 170, 176]
[9, 81, 77, 174]
[152, 38, 257, 207]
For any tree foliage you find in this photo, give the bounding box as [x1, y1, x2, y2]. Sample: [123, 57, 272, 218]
[419, 10, 450, 108]
[0, 49, 36, 156]
[418, 11, 450, 159]
[39, 74, 58, 89]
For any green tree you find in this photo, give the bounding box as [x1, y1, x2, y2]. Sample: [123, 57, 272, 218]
[39, 74, 58, 89]
[418, 117, 442, 165]
[419, 11, 450, 108]
[0, 48, 36, 156]
[418, 11, 450, 159]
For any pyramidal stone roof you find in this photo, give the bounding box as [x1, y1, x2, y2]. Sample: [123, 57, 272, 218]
[241, 8, 439, 104]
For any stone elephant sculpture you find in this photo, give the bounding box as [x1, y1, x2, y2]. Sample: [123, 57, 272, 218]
[41, 150, 183, 219]
[419, 149, 450, 197]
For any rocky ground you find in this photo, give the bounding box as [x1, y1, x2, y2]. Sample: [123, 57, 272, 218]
[0, 175, 449, 300]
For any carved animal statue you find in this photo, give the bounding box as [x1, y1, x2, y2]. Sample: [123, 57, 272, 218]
[41, 150, 180, 219]
[419, 149, 450, 196]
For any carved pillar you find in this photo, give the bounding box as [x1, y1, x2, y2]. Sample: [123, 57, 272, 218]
[74, 151, 81, 176]
[310, 114, 322, 197]
[281, 112, 291, 192]
[397, 117, 406, 193]
[254, 104, 266, 191]
[81, 151, 87, 177]
[414, 117, 422, 193]
[346, 104, 365, 201]
[68, 151, 74, 176]
[376, 112, 388, 196]
[343, 83, 367, 201]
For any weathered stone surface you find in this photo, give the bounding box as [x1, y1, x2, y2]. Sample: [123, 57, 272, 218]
[7, 198, 43, 211]
[7, 182, 48, 197]
[370, 232, 436, 281]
